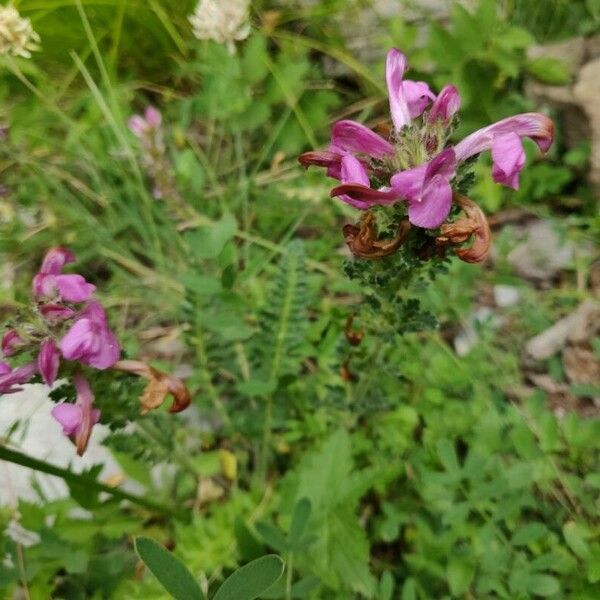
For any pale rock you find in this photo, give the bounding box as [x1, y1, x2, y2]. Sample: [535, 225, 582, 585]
[493, 284, 521, 307]
[507, 220, 574, 281]
[526, 300, 600, 360]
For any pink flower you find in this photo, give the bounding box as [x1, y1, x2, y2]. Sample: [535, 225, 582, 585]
[60, 302, 120, 370]
[2, 330, 24, 357]
[51, 373, 100, 456]
[33, 247, 95, 303]
[454, 113, 553, 190]
[128, 106, 162, 138]
[0, 362, 36, 395]
[332, 149, 458, 228]
[38, 339, 60, 386]
[39, 304, 76, 321]
[300, 48, 554, 230]
[428, 85, 461, 123]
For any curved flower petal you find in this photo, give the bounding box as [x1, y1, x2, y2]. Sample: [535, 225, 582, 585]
[454, 113, 554, 162]
[331, 183, 400, 208]
[341, 155, 369, 186]
[32, 273, 56, 299]
[386, 48, 412, 131]
[51, 373, 100, 455]
[428, 84, 461, 123]
[51, 403, 82, 436]
[491, 132, 525, 189]
[60, 302, 120, 370]
[2, 330, 24, 357]
[144, 106, 162, 128]
[403, 80, 435, 119]
[38, 339, 60, 386]
[55, 274, 96, 303]
[331, 120, 394, 158]
[0, 362, 11, 376]
[40, 247, 76, 275]
[298, 150, 342, 169]
[40, 304, 76, 321]
[60, 318, 96, 361]
[390, 164, 427, 201]
[408, 174, 453, 228]
[0, 362, 36, 395]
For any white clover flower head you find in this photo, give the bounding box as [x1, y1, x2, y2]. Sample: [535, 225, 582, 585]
[0, 5, 40, 58]
[188, 0, 251, 54]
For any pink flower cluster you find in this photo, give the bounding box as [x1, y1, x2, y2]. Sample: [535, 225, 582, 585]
[1, 247, 120, 454]
[128, 106, 169, 200]
[300, 48, 554, 230]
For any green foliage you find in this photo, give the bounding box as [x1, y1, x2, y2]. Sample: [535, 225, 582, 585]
[135, 537, 206, 600]
[0, 0, 598, 599]
[135, 536, 284, 600]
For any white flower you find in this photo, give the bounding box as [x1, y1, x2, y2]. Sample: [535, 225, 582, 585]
[188, 0, 251, 54]
[0, 5, 40, 58]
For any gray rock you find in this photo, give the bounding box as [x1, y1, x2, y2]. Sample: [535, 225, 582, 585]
[526, 299, 600, 360]
[0, 384, 138, 507]
[507, 220, 574, 281]
[493, 284, 521, 307]
[526, 36, 600, 193]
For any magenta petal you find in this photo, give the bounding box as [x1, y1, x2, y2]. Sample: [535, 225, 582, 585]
[408, 175, 453, 228]
[60, 319, 96, 361]
[55, 275, 96, 303]
[386, 48, 412, 131]
[341, 155, 369, 186]
[428, 85, 461, 123]
[60, 302, 120, 370]
[403, 80, 435, 119]
[40, 304, 76, 321]
[491, 132, 525, 190]
[40, 247, 76, 275]
[454, 113, 554, 161]
[2, 330, 24, 357]
[33, 273, 56, 299]
[0, 362, 11, 376]
[38, 339, 60, 386]
[128, 115, 146, 137]
[331, 120, 394, 158]
[425, 147, 457, 180]
[331, 183, 400, 207]
[144, 106, 162, 128]
[51, 403, 83, 436]
[0, 362, 36, 395]
[390, 165, 427, 202]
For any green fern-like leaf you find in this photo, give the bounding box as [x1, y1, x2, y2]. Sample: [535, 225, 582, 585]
[252, 240, 309, 389]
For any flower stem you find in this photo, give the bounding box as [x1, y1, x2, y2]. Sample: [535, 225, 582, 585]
[285, 552, 294, 600]
[0, 445, 184, 518]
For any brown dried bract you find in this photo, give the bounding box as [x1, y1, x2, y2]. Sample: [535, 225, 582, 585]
[344, 315, 364, 346]
[343, 212, 410, 260]
[113, 360, 191, 414]
[436, 193, 491, 263]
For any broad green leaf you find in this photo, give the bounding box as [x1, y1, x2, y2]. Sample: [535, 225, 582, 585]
[512, 522, 548, 546]
[563, 521, 590, 559]
[288, 498, 311, 547]
[213, 555, 284, 600]
[526, 574, 560, 597]
[447, 558, 475, 596]
[189, 213, 237, 259]
[135, 537, 205, 600]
